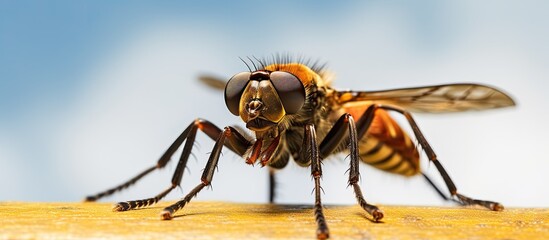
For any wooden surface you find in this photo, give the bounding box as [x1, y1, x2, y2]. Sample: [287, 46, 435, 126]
[1, 202, 548, 239]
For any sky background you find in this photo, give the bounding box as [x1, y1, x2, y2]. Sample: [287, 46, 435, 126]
[1, 1, 548, 208]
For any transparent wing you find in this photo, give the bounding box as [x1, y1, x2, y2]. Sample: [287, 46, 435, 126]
[198, 74, 226, 90]
[336, 83, 516, 113]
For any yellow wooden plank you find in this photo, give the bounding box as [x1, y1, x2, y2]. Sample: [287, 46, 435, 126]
[1, 202, 548, 239]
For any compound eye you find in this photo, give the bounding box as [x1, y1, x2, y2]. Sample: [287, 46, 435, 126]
[224, 72, 251, 116]
[270, 71, 306, 114]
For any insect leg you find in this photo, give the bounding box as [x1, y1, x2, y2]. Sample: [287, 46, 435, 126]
[319, 113, 383, 221]
[356, 104, 503, 211]
[160, 126, 232, 220]
[87, 119, 250, 211]
[268, 168, 276, 203]
[84, 166, 156, 202]
[304, 124, 330, 239]
[84, 120, 201, 202]
[422, 173, 452, 201]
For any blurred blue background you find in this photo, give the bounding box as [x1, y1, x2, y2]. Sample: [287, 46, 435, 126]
[1, 1, 547, 207]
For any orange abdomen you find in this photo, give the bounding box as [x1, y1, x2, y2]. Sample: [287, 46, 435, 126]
[347, 107, 420, 176]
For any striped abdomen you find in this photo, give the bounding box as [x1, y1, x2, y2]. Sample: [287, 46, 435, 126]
[347, 107, 420, 176]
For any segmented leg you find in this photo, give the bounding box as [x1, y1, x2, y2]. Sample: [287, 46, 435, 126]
[84, 166, 156, 202]
[423, 172, 505, 211]
[422, 173, 452, 201]
[161, 126, 231, 220]
[86, 119, 251, 212]
[268, 168, 276, 203]
[304, 125, 330, 239]
[355, 104, 503, 211]
[84, 121, 199, 203]
[112, 120, 200, 211]
[319, 113, 383, 221]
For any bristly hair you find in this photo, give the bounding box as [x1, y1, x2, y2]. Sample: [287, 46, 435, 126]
[238, 53, 327, 73]
[238, 57, 252, 72]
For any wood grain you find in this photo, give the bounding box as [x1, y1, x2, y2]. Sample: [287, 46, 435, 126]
[1, 202, 547, 239]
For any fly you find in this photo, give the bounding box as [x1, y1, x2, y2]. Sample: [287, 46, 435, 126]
[86, 56, 515, 239]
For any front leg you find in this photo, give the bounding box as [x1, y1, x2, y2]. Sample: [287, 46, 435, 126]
[161, 126, 232, 220]
[88, 119, 251, 212]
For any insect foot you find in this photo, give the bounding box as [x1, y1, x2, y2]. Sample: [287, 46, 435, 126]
[160, 209, 174, 220]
